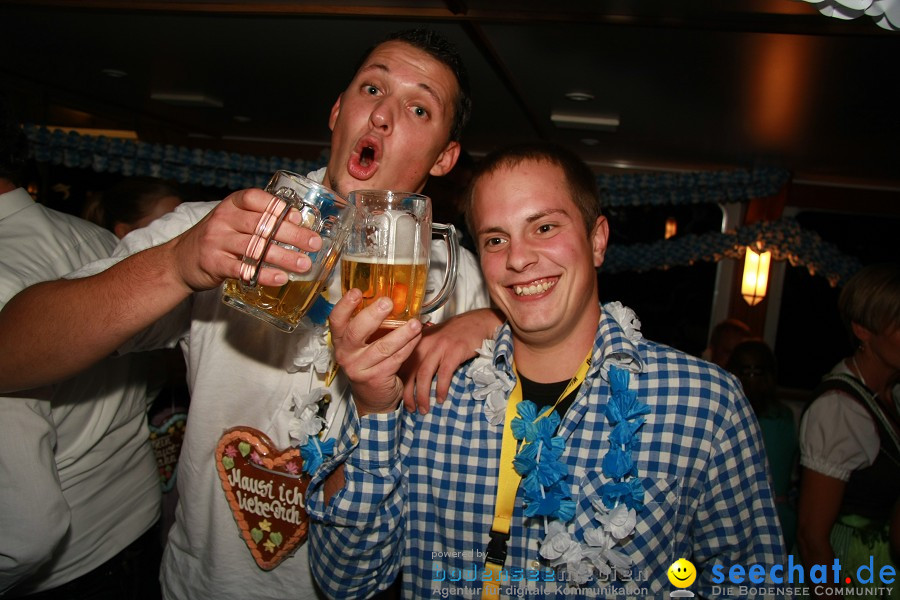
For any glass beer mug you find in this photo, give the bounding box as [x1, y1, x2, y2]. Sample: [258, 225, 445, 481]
[341, 190, 459, 328]
[222, 170, 355, 332]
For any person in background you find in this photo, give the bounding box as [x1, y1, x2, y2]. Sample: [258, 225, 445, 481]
[727, 339, 799, 551]
[0, 29, 499, 600]
[797, 263, 900, 599]
[83, 176, 190, 545]
[309, 142, 784, 598]
[0, 100, 162, 598]
[82, 176, 183, 240]
[704, 317, 751, 368]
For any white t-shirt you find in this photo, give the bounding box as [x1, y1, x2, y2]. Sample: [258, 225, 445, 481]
[0, 188, 160, 594]
[72, 169, 491, 600]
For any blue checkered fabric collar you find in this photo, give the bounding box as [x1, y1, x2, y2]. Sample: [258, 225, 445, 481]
[487, 301, 645, 385]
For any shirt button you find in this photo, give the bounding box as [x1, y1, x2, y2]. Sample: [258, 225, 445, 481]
[532, 561, 540, 568]
[350, 434, 359, 445]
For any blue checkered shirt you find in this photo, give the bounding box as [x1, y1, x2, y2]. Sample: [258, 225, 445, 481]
[307, 304, 785, 598]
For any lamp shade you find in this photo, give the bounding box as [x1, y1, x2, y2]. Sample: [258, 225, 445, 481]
[742, 246, 771, 306]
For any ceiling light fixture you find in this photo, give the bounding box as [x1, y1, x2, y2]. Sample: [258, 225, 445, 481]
[565, 91, 595, 102]
[551, 110, 619, 132]
[151, 92, 224, 108]
[741, 244, 772, 306]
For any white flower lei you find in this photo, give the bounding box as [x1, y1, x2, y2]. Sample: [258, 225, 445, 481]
[468, 339, 515, 426]
[605, 301, 642, 344]
[287, 318, 332, 375]
[288, 388, 327, 448]
[286, 318, 334, 455]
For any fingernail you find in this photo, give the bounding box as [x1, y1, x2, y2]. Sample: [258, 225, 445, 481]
[308, 235, 322, 251]
[377, 297, 393, 311]
[347, 288, 361, 302]
[408, 319, 422, 333]
[286, 207, 302, 224]
[272, 271, 288, 285]
[296, 254, 312, 271]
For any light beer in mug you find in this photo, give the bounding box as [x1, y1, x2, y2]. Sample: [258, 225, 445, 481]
[222, 233, 344, 331]
[223, 274, 321, 327]
[341, 254, 428, 327]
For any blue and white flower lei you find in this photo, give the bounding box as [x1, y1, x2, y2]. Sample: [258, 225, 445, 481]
[511, 402, 574, 522]
[469, 302, 648, 586]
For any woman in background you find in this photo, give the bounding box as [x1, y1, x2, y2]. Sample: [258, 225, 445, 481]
[797, 263, 900, 598]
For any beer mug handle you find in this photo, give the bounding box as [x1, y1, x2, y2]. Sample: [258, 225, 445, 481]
[239, 197, 292, 288]
[420, 223, 459, 316]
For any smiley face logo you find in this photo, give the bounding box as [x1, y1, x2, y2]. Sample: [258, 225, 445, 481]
[667, 558, 697, 588]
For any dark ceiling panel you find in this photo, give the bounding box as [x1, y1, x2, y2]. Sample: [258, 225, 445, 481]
[1, 1, 898, 185]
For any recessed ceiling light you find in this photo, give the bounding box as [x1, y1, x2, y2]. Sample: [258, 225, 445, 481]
[551, 110, 619, 132]
[102, 68, 128, 78]
[151, 92, 223, 108]
[565, 91, 595, 102]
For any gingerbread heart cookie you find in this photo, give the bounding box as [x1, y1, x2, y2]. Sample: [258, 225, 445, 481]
[216, 427, 310, 570]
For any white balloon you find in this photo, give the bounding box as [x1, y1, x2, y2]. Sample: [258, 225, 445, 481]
[819, 1, 866, 18]
[833, 0, 873, 9]
[808, 0, 900, 27]
[878, 0, 900, 27]
[864, 1, 885, 15]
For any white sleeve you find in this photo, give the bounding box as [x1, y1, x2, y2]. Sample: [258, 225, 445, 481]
[64, 202, 218, 353]
[67, 201, 218, 279]
[0, 397, 71, 592]
[798, 390, 880, 481]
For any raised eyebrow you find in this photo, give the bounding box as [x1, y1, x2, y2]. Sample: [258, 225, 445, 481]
[475, 225, 508, 238]
[416, 82, 444, 111]
[476, 209, 569, 236]
[358, 63, 444, 109]
[526, 208, 569, 223]
[358, 63, 388, 84]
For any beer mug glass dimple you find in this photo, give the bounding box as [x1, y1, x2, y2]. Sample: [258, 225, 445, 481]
[341, 190, 459, 328]
[221, 171, 355, 333]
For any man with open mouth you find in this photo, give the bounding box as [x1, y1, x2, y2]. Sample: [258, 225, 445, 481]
[0, 28, 501, 600]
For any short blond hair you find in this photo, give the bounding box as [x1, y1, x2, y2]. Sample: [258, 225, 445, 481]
[838, 263, 900, 342]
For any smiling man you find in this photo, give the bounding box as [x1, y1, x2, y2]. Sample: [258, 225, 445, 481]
[0, 29, 496, 600]
[311, 142, 786, 598]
